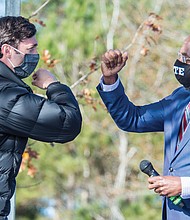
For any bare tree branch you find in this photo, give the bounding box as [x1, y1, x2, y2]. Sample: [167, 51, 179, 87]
[70, 13, 158, 90]
[99, 0, 109, 30]
[106, 0, 120, 49]
[70, 65, 100, 89]
[28, 0, 51, 19]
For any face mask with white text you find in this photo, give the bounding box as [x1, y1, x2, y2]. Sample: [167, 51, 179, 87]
[174, 59, 190, 89]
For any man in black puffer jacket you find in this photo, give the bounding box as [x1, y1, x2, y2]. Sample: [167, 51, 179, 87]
[0, 16, 82, 219]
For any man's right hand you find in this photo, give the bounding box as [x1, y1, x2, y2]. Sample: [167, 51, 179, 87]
[101, 49, 128, 85]
[32, 68, 58, 89]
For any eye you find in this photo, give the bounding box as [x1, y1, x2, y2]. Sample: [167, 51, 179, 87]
[27, 46, 38, 53]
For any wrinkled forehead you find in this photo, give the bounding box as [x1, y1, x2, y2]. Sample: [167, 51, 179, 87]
[180, 36, 190, 56]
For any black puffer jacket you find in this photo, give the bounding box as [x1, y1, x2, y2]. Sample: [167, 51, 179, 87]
[0, 61, 82, 217]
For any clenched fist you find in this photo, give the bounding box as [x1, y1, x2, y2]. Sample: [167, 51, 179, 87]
[101, 49, 128, 85]
[32, 68, 57, 89]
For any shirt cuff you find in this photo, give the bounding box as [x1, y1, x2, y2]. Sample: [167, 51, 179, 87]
[181, 177, 190, 199]
[100, 75, 120, 92]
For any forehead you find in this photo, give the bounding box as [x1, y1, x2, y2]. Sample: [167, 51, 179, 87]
[18, 36, 38, 48]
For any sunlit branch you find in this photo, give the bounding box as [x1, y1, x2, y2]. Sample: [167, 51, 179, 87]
[106, 0, 120, 50]
[70, 14, 157, 89]
[70, 65, 100, 89]
[28, 0, 51, 19]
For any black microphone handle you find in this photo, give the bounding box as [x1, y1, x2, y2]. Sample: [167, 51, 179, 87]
[139, 160, 184, 208]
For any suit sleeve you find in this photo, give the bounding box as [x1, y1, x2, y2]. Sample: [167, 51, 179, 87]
[97, 81, 166, 133]
[0, 82, 82, 143]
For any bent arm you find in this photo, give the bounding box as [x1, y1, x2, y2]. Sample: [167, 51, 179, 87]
[0, 82, 82, 143]
[97, 81, 165, 133]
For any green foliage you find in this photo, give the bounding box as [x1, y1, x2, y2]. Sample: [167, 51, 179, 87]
[120, 195, 162, 220]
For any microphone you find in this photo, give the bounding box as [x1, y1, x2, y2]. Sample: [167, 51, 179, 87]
[139, 160, 184, 208]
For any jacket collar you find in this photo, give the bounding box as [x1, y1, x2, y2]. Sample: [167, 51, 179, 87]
[0, 61, 32, 92]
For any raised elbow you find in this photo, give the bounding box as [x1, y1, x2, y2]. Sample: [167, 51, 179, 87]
[59, 111, 82, 143]
[69, 115, 82, 141]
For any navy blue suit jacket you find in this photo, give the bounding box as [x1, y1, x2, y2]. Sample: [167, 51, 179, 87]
[97, 81, 190, 220]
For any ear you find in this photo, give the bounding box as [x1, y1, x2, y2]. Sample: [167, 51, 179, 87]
[1, 44, 12, 58]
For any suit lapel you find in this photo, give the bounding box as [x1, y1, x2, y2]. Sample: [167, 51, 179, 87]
[170, 103, 186, 158]
[172, 124, 190, 162]
[171, 99, 190, 163]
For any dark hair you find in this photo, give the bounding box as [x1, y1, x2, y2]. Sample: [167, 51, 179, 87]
[0, 16, 37, 58]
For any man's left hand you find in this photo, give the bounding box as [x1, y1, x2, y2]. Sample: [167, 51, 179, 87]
[148, 176, 182, 197]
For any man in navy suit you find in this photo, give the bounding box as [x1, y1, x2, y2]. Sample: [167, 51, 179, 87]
[97, 36, 190, 220]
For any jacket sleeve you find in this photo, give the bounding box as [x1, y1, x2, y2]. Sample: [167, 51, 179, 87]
[97, 81, 166, 133]
[0, 82, 82, 143]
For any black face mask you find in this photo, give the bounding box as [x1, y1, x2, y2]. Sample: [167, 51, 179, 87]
[14, 53, 39, 79]
[174, 59, 190, 88]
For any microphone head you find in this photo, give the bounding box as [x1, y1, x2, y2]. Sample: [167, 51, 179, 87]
[139, 160, 159, 177]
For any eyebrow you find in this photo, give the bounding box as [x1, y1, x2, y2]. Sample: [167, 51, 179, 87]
[27, 43, 38, 50]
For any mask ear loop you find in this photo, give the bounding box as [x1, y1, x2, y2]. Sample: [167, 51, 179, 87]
[7, 57, 16, 68]
[3, 44, 24, 69]
[8, 45, 25, 55]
